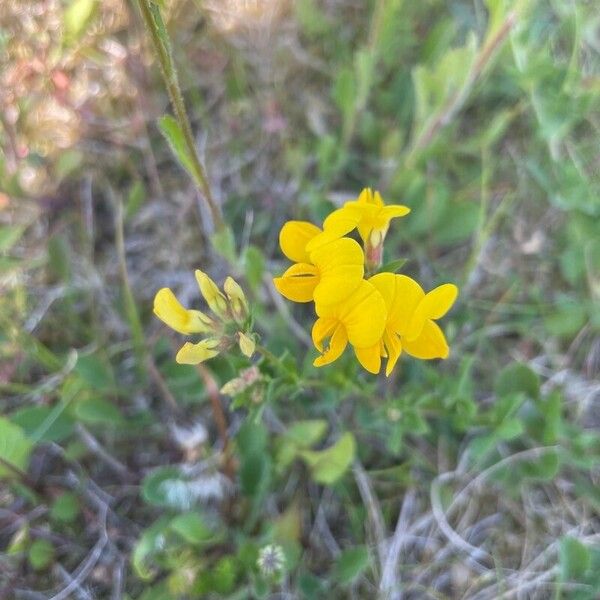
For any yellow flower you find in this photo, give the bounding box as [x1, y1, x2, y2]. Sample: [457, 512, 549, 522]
[356, 273, 458, 376]
[176, 338, 221, 365]
[272, 220, 365, 306]
[154, 271, 255, 366]
[312, 280, 387, 372]
[195, 270, 229, 319]
[307, 188, 410, 252]
[153, 288, 214, 335]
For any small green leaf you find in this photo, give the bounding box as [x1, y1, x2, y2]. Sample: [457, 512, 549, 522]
[333, 546, 370, 585]
[244, 245, 265, 291]
[300, 432, 356, 485]
[142, 466, 185, 509]
[75, 354, 115, 391]
[28, 539, 54, 571]
[285, 420, 328, 448]
[169, 512, 213, 545]
[495, 363, 540, 400]
[158, 115, 198, 185]
[11, 405, 74, 443]
[0, 418, 33, 479]
[132, 517, 171, 581]
[74, 398, 124, 427]
[559, 536, 590, 582]
[378, 258, 408, 274]
[50, 492, 80, 523]
[211, 226, 237, 263]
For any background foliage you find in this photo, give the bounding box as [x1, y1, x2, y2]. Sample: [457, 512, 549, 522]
[1, 0, 599, 598]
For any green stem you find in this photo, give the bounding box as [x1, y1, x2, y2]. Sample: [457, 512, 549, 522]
[135, 0, 224, 231]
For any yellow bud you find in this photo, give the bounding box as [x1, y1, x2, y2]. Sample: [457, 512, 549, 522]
[238, 332, 255, 358]
[224, 276, 249, 322]
[176, 338, 221, 365]
[153, 288, 214, 334]
[195, 270, 229, 319]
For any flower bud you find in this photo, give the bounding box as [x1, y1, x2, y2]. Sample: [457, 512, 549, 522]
[224, 276, 249, 322]
[195, 270, 229, 319]
[237, 332, 255, 358]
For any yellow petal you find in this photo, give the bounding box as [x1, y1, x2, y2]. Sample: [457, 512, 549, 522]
[354, 343, 381, 374]
[313, 323, 348, 367]
[195, 270, 229, 318]
[272, 263, 319, 303]
[356, 187, 375, 205]
[369, 273, 424, 335]
[380, 204, 411, 220]
[279, 221, 322, 263]
[312, 317, 337, 352]
[402, 320, 449, 360]
[306, 207, 361, 253]
[310, 238, 364, 306]
[405, 283, 458, 341]
[317, 280, 386, 348]
[176, 339, 220, 364]
[383, 329, 403, 377]
[153, 288, 213, 334]
[238, 332, 255, 358]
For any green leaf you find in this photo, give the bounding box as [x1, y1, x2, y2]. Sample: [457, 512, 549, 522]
[244, 245, 265, 291]
[559, 536, 590, 582]
[0, 418, 33, 479]
[169, 512, 213, 545]
[300, 432, 356, 485]
[142, 466, 186, 509]
[333, 546, 370, 585]
[285, 420, 328, 448]
[50, 492, 80, 523]
[211, 226, 237, 263]
[495, 363, 540, 400]
[75, 354, 115, 391]
[28, 539, 54, 571]
[64, 0, 97, 42]
[74, 397, 124, 427]
[132, 517, 171, 580]
[378, 258, 408, 274]
[11, 405, 74, 443]
[158, 115, 198, 186]
[495, 418, 524, 440]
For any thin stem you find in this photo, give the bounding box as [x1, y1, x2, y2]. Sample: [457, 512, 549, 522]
[134, 0, 224, 230]
[195, 363, 235, 478]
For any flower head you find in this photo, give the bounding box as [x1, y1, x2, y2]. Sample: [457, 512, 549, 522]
[306, 188, 410, 270]
[272, 220, 365, 306]
[257, 544, 285, 576]
[312, 280, 386, 371]
[356, 273, 458, 376]
[153, 271, 254, 366]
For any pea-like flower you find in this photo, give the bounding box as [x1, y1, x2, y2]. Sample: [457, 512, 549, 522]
[355, 273, 458, 376]
[272, 220, 365, 306]
[306, 188, 410, 270]
[153, 270, 254, 365]
[312, 280, 386, 369]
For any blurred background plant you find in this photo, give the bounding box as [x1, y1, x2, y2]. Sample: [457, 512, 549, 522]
[1, 0, 600, 598]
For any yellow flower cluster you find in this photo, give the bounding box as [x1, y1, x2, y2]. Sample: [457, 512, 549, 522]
[273, 188, 458, 376]
[153, 271, 255, 365]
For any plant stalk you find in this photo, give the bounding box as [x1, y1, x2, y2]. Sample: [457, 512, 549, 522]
[134, 0, 224, 230]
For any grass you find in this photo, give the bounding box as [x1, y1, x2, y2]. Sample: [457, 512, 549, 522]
[1, 0, 600, 598]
